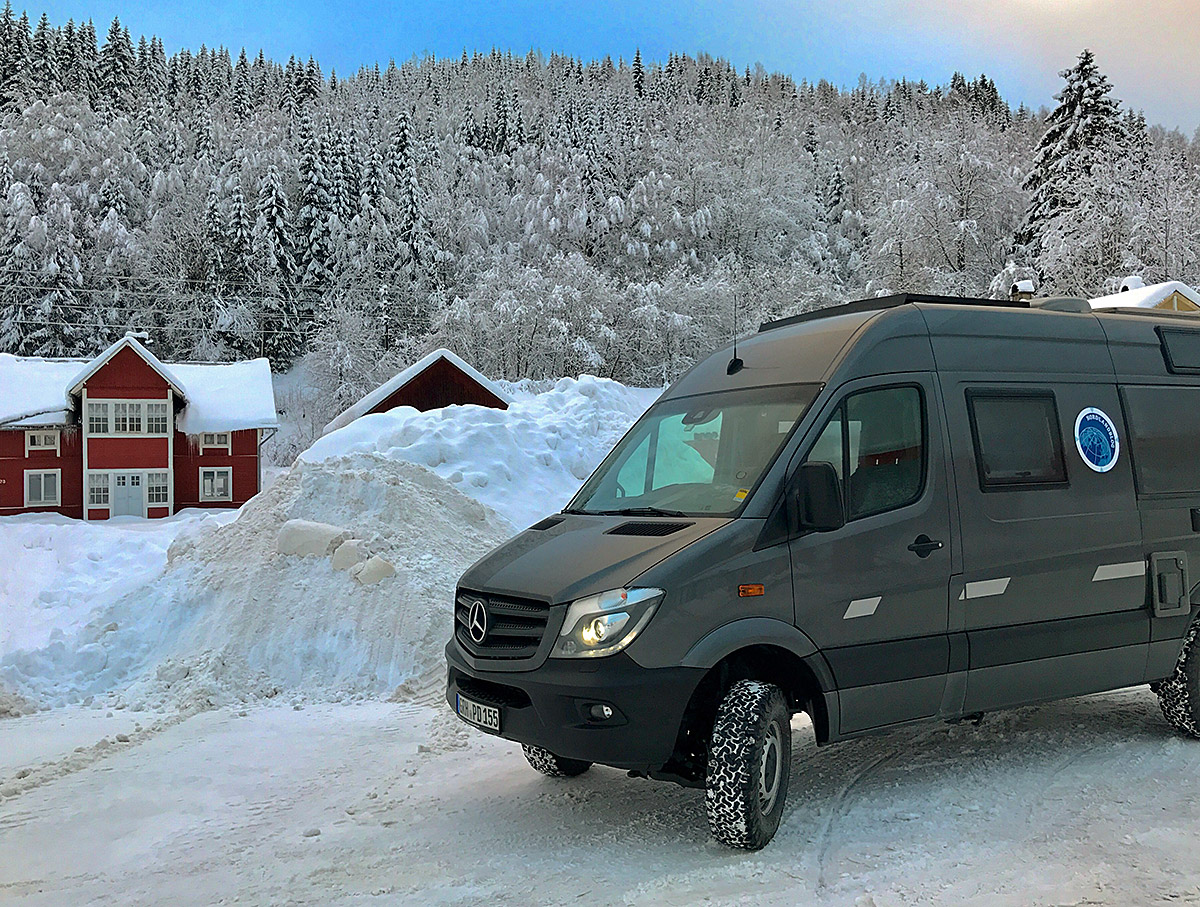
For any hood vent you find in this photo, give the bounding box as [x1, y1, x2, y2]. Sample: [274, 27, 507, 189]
[528, 516, 565, 531]
[606, 521, 694, 537]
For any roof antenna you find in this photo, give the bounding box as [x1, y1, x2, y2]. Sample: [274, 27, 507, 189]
[727, 292, 744, 375]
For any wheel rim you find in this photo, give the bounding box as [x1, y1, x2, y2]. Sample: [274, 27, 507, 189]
[758, 719, 783, 815]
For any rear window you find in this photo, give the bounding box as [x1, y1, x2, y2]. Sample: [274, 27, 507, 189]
[1158, 328, 1200, 374]
[1120, 385, 1200, 494]
[967, 391, 1067, 489]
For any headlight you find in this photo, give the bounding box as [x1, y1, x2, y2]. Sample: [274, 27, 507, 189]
[551, 587, 664, 659]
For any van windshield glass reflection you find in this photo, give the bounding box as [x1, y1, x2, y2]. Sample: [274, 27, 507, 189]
[569, 385, 819, 517]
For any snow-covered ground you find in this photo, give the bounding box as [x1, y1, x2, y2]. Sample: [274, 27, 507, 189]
[3, 689, 1200, 905]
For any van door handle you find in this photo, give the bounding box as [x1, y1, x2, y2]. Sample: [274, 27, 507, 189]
[907, 535, 944, 558]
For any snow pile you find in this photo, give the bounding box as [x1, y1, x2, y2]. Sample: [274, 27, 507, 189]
[1, 456, 510, 711]
[301, 376, 661, 530]
[0, 512, 233, 658]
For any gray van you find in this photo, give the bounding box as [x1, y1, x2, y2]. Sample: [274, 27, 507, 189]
[445, 293, 1200, 850]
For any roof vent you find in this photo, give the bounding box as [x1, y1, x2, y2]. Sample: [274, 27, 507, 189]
[1031, 297, 1091, 313]
[606, 521, 694, 537]
[528, 516, 565, 531]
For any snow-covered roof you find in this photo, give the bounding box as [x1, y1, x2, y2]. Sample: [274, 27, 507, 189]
[1014, 279, 1035, 294]
[172, 359, 278, 433]
[68, 335, 187, 399]
[0, 344, 277, 432]
[324, 348, 512, 435]
[0, 354, 79, 426]
[1090, 281, 1200, 310]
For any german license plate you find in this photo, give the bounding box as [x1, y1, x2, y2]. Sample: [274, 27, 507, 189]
[456, 693, 501, 732]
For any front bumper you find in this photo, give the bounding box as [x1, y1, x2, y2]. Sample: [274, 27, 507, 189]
[445, 641, 704, 772]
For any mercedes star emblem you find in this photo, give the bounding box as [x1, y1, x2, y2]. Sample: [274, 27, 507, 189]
[468, 599, 489, 644]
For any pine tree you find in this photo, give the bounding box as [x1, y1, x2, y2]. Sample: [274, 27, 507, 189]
[253, 165, 301, 363]
[632, 48, 644, 99]
[1017, 49, 1124, 259]
[0, 7, 32, 108]
[98, 16, 135, 108]
[27, 186, 90, 357]
[30, 12, 60, 96]
[295, 115, 334, 291]
[75, 20, 99, 102]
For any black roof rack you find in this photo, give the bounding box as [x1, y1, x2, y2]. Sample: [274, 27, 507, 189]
[759, 293, 1089, 332]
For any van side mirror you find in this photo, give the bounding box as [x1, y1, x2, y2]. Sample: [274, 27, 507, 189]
[787, 462, 845, 534]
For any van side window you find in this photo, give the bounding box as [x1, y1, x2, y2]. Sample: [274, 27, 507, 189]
[967, 392, 1067, 489]
[1120, 385, 1200, 494]
[804, 385, 925, 521]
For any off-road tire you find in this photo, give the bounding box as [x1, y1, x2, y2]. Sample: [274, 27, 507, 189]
[1157, 620, 1200, 738]
[521, 744, 592, 777]
[705, 680, 792, 850]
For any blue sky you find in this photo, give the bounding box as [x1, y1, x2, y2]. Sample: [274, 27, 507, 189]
[28, 0, 1200, 130]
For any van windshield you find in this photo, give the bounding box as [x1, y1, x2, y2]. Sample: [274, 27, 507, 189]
[569, 384, 820, 517]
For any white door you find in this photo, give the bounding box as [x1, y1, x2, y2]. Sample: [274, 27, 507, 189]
[112, 473, 145, 518]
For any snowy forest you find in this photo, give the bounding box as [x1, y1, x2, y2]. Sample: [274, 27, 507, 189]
[0, 7, 1197, 420]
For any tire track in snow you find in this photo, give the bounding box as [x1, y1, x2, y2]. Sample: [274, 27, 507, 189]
[0, 707, 202, 815]
[814, 746, 904, 891]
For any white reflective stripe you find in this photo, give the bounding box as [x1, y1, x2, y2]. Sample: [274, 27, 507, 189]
[843, 597, 881, 620]
[1092, 561, 1146, 582]
[962, 578, 1011, 600]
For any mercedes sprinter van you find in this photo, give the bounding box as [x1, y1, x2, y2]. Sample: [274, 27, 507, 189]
[446, 293, 1200, 850]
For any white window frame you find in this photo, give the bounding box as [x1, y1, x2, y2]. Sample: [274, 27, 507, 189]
[24, 469, 62, 507]
[199, 467, 233, 502]
[88, 472, 111, 507]
[87, 401, 111, 435]
[147, 471, 170, 505]
[145, 402, 171, 436]
[112, 401, 145, 435]
[200, 432, 232, 453]
[88, 399, 167, 437]
[25, 430, 61, 456]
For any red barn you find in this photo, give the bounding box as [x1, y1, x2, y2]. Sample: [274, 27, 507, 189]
[323, 348, 511, 434]
[0, 335, 277, 520]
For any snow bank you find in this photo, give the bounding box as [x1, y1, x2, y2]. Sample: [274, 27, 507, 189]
[1, 456, 510, 712]
[301, 376, 661, 530]
[0, 511, 233, 658]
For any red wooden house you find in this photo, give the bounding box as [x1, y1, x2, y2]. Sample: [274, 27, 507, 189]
[323, 348, 511, 434]
[0, 335, 277, 520]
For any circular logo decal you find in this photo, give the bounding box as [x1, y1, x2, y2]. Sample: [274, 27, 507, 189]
[468, 599, 489, 644]
[1074, 407, 1120, 473]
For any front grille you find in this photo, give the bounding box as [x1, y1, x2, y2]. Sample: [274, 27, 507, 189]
[606, 520, 694, 537]
[455, 589, 551, 660]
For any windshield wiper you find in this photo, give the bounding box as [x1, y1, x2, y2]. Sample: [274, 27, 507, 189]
[600, 506, 689, 517]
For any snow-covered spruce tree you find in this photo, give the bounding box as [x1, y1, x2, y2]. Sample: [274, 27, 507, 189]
[252, 164, 302, 365]
[24, 185, 92, 357]
[1016, 49, 1127, 292]
[97, 16, 136, 109]
[294, 114, 335, 310]
[0, 180, 39, 352]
